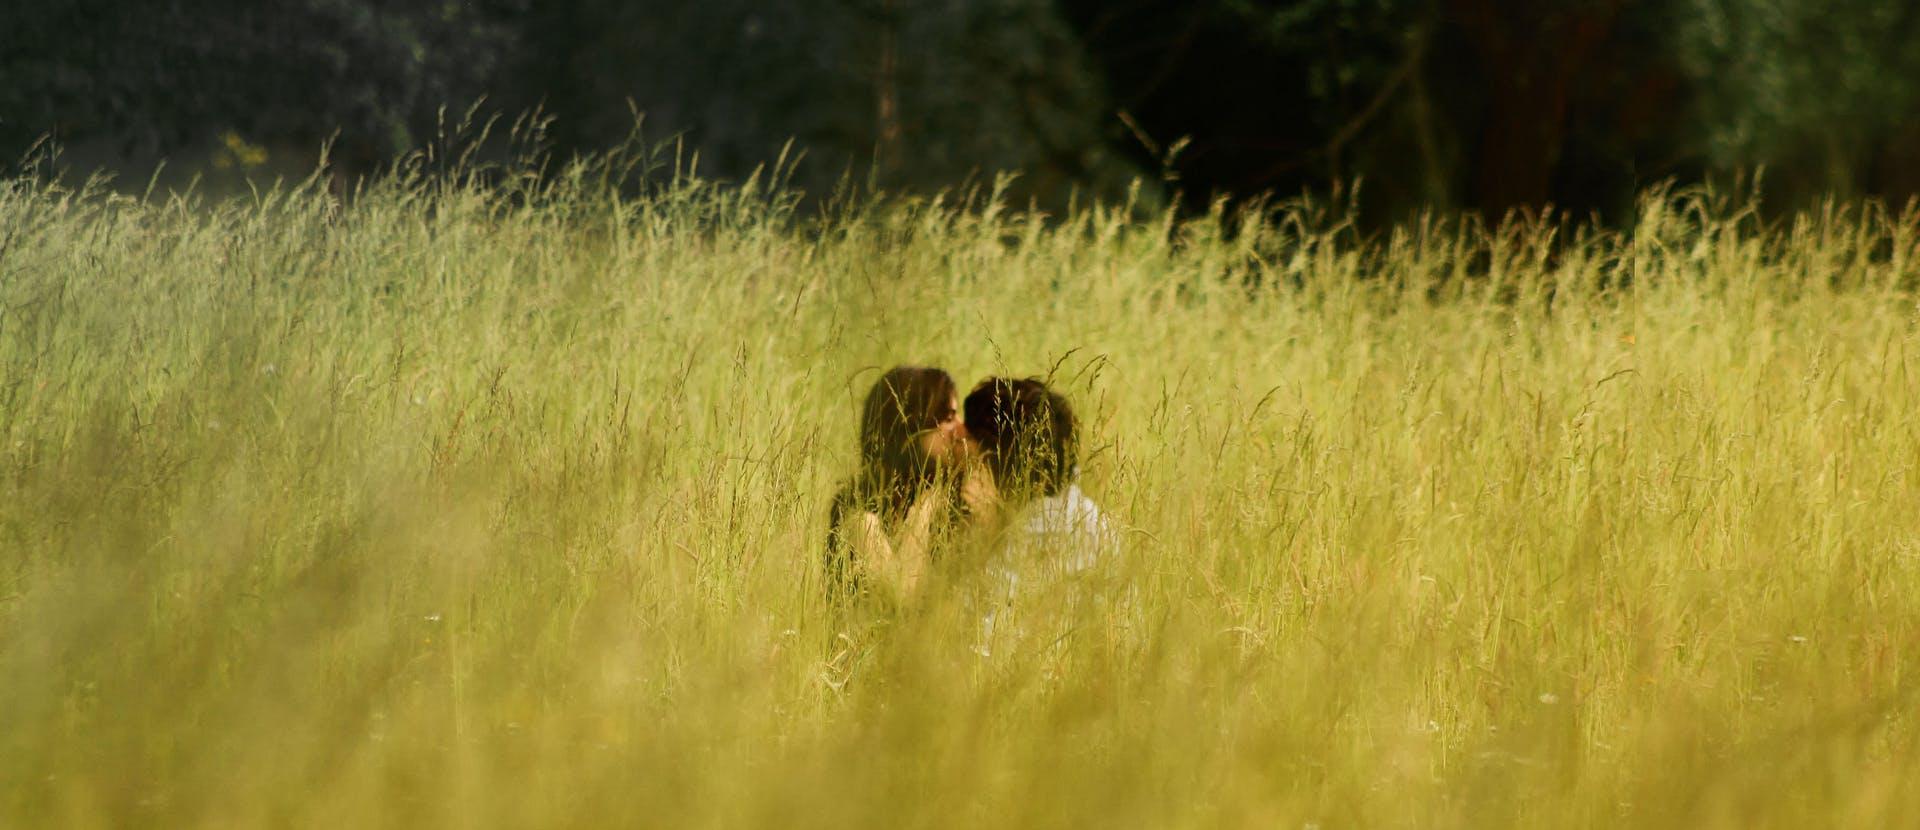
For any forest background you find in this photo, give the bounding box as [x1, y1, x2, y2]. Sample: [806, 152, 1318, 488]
[9, 0, 1920, 220]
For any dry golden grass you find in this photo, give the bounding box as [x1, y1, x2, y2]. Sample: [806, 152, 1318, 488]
[3, 161, 1918, 827]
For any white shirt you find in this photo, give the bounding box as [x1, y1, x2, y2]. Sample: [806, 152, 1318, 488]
[977, 484, 1120, 654]
[1004, 483, 1120, 576]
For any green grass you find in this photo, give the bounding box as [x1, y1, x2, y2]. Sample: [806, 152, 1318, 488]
[3, 159, 1919, 827]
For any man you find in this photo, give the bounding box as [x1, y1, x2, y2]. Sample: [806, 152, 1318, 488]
[961, 376, 1119, 578]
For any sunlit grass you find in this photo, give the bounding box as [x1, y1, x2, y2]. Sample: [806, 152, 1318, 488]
[2, 158, 1918, 827]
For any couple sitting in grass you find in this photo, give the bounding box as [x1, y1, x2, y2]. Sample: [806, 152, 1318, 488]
[826, 365, 1119, 608]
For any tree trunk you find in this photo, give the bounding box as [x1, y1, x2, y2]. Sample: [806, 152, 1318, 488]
[1451, 0, 1621, 216]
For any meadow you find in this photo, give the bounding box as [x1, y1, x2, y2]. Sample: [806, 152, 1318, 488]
[2, 152, 1918, 828]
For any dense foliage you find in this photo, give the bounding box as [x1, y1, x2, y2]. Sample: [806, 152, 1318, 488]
[7, 0, 1919, 216]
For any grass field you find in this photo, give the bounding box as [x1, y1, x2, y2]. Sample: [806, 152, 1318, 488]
[3, 156, 1919, 828]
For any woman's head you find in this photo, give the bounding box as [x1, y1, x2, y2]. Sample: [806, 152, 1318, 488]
[962, 377, 1077, 498]
[859, 365, 964, 489]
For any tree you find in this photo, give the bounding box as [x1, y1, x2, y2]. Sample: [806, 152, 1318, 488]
[516, 0, 1136, 207]
[1675, 0, 1920, 204]
[1, 0, 521, 178]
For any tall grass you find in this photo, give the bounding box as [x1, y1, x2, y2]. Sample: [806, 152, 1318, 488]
[3, 156, 1919, 828]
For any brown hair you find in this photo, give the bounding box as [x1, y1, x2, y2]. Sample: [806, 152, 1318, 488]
[856, 366, 958, 513]
[826, 366, 959, 597]
[963, 377, 1077, 498]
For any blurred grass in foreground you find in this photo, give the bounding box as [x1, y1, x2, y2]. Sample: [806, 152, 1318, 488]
[2, 154, 1919, 827]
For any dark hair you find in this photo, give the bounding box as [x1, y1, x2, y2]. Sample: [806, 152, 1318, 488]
[857, 365, 957, 510]
[825, 366, 959, 597]
[963, 377, 1077, 498]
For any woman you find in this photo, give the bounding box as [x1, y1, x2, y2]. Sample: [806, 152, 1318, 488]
[825, 365, 972, 603]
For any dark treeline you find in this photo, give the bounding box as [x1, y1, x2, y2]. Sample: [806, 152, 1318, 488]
[7, 0, 1920, 222]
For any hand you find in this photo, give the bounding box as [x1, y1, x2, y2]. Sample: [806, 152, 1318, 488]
[905, 485, 952, 535]
[958, 461, 1001, 525]
[852, 509, 927, 605]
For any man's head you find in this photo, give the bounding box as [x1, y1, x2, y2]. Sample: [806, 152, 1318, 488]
[963, 377, 1077, 498]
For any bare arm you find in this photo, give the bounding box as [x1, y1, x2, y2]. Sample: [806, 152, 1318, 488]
[891, 487, 948, 588]
[845, 511, 905, 602]
[845, 489, 946, 605]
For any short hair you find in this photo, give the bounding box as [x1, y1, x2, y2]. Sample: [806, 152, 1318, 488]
[963, 377, 1077, 497]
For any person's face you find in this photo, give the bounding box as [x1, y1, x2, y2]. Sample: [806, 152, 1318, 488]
[913, 392, 966, 466]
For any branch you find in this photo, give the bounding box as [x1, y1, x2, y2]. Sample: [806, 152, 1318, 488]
[1246, 27, 1428, 186]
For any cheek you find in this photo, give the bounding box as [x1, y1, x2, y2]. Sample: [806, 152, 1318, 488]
[915, 430, 947, 459]
[917, 426, 962, 462]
